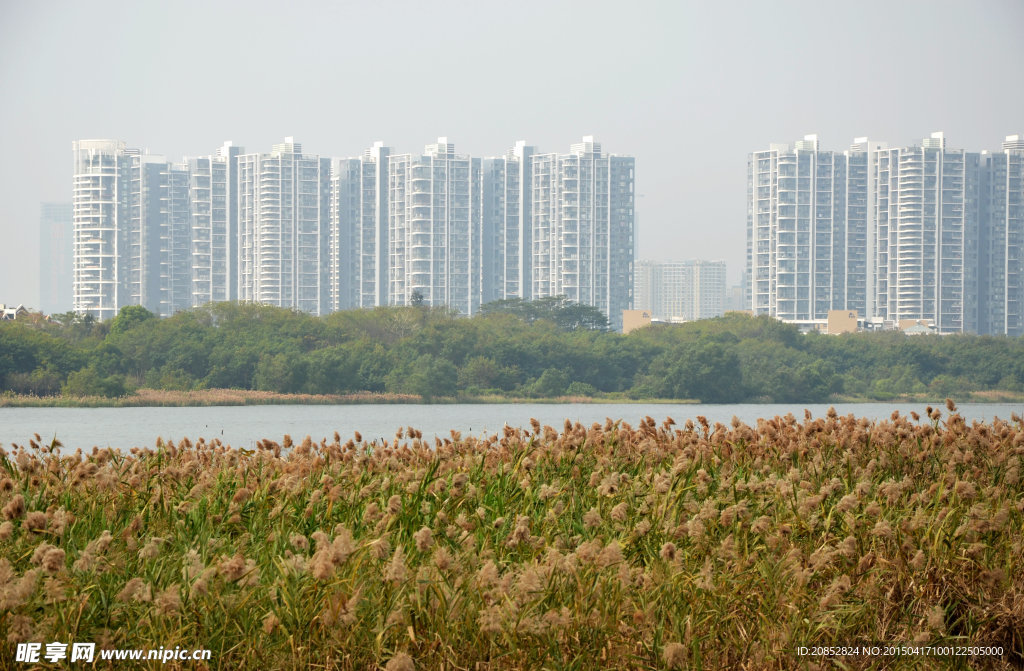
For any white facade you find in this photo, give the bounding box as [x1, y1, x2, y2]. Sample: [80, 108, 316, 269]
[388, 139, 482, 315]
[845, 137, 887, 318]
[328, 142, 390, 311]
[329, 157, 360, 311]
[482, 141, 535, 303]
[72, 140, 129, 320]
[237, 138, 330, 314]
[979, 135, 1024, 336]
[72, 140, 195, 319]
[746, 132, 1024, 334]
[71, 135, 636, 324]
[747, 135, 863, 326]
[189, 141, 241, 306]
[532, 137, 634, 330]
[873, 133, 981, 333]
[123, 154, 193, 317]
[163, 161, 192, 316]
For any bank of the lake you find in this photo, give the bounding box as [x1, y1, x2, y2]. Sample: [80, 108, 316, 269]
[3, 387, 1024, 409]
[0, 389, 424, 408]
[0, 388, 696, 409]
[2, 401, 1021, 452]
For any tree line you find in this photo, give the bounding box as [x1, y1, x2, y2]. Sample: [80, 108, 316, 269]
[2, 301, 1022, 402]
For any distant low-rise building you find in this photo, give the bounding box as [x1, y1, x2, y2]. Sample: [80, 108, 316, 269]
[621, 309, 652, 334]
[634, 259, 726, 322]
[826, 309, 858, 335]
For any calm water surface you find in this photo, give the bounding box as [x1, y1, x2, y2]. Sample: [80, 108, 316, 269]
[1, 402, 1021, 451]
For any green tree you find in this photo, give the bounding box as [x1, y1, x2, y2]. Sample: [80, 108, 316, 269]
[253, 352, 308, 393]
[109, 305, 156, 337]
[5, 368, 62, 396]
[355, 343, 393, 392]
[481, 296, 609, 331]
[662, 341, 744, 403]
[304, 347, 360, 394]
[386, 354, 457, 401]
[566, 380, 597, 397]
[458, 356, 502, 391]
[531, 368, 569, 398]
[62, 365, 127, 398]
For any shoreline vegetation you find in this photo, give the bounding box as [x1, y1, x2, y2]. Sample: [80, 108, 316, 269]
[3, 304, 1024, 406]
[3, 387, 1024, 408]
[0, 404, 1021, 669]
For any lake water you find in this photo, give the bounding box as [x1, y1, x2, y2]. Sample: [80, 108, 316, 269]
[1, 402, 1021, 451]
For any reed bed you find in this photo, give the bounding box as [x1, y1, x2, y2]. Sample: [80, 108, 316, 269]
[1, 401, 1022, 670]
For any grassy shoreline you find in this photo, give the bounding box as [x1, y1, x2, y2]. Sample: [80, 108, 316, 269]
[0, 389, 423, 408]
[2, 387, 1024, 408]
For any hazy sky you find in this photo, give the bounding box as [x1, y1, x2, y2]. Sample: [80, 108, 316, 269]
[1, 0, 1022, 307]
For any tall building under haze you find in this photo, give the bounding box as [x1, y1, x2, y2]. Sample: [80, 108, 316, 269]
[328, 142, 390, 311]
[979, 135, 1024, 336]
[387, 138, 482, 316]
[482, 141, 535, 304]
[189, 141, 242, 306]
[125, 155, 192, 317]
[747, 135, 862, 325]
[747, 132, 1022, 334]
[634, 259, 726, 322]
[872, 133, 981, 333]
[70, 135, 636, 328]
[532, 137, 635, 330]
[39, 201, 73, 315]
[72, 140, 131, 320]
[72, 140, 196, 319]
[237, 138, 331, 315]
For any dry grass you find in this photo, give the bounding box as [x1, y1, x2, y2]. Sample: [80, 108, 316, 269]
[0, 402, 1022, 670]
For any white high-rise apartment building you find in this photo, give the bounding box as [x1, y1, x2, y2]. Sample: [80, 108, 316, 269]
[979, 134, 1024, 336]
[73, 141, 190, 319]
[482, 141, 535, 303]
[388, 138, 482, 315]
[72, 140, 130, 320]
[873, 133, 981, 333]
[635, 260, 726, 322]
[189, 141, 242, 306]
[328, 142, 390, 311]
[72, 135, 637, 325]
[845, 137, 887, 318]
[125, 155, 192, 316]
[532, 137, 634, 330]
[163, 161, 192, 316]
[329, 157, 360, 311]
[747, 135, 862, 326]
[237, 138, 330, 314]
[746, 132, 1024, 334]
